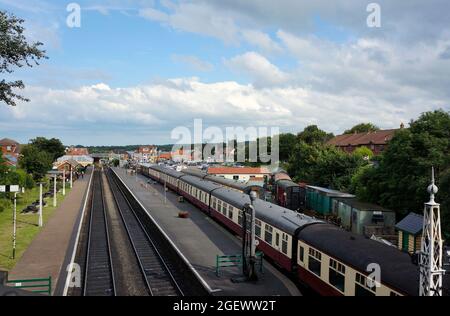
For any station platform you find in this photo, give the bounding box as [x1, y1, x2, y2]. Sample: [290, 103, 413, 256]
[112, 167, 301, 296]
[8, 167, 93, 295]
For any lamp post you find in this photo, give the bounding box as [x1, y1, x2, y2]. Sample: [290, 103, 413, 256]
[247, 191, 258, 281]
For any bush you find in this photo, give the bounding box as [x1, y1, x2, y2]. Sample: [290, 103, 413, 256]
[0, 198, 12, 213]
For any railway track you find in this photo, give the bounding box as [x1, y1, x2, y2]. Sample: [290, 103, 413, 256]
[106, 169, 183, 296]
[83, 169, 116, 296]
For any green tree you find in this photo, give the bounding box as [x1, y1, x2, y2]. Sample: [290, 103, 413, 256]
[288, 141, 368, 191]
[353, 110, 450, 237]
[298, 125, 334, 145]
[30, 137, 65, 161]
[353, 146, 374, 160]
[344, 123, 380, 134]
[279, 133, 297, 162]
[1, 11, 47, 106]
[19, 144, 52, 181]
[112, 158, 120, 167]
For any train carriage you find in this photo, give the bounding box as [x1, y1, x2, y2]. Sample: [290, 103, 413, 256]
[182, 168, 265, 198]
[178, 175, 222, 213]
[211, 187, 323, 272]
[137, 164, 422, 296]
[297, 224, 418, 296]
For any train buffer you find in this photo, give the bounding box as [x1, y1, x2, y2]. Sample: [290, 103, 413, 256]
[5, 276, 52, 295]
[215, 252, 264, 277]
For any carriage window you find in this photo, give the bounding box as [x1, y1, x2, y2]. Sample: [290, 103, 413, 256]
[281, 234, 288, 255]
[238, 210, 243, 226]
[255, 220, 261, 237]
[212, 197, 217, 210]
[355, 273, 376, 296]
[299, 246, 304, 262]
[228, 205, 233, 219]
[308, 248, 322, 276]
[222, 202, 228, 215]
[218, 200, 222, 212]
[264, 225, 273, 244]
[329, 258, 346, 293]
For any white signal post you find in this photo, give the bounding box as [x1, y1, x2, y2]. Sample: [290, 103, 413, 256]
[53, 175, 57, 207]
[63, 169, 66, 196]
[12, 191, 17, 259]
[39, 183, 43, 227]
[420, 167, 445, 296]
[70, 166, 73, 188]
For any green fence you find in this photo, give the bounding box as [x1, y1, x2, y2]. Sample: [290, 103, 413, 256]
[216, 252, 264, 277]
[6, 277, 52, 295]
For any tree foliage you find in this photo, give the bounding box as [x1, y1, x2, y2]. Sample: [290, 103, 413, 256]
[344, 123, 380, 134]
[0, 10, 47, 106]
[287, 141, 369, 191]
[279, 133, 297, 162]
[29, 137, 65, 161]
[19, 144, 52, 181]
[297, 125, 334, 145]
[353, 110, 450, 237]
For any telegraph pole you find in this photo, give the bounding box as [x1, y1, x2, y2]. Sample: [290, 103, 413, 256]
[419, 167, 445, 296]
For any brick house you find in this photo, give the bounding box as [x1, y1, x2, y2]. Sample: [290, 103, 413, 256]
[327, 128, 401, 155]
[66, 147, 90, 156]
[0, 138, 21, 167]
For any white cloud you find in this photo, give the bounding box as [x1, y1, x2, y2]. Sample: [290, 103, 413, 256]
[241, 30, 282, 54]
[171, 54, 214, 72]
[139, 7, 169, 22]
[1, 77, 444, 145]
[225, 52, 291, 88]
[139, 3, 240, 45]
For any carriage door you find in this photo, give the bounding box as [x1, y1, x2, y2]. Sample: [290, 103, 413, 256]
[275, 231, 281, 259]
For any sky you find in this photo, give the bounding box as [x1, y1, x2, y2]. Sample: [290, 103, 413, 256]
[0, 0, 449, 146]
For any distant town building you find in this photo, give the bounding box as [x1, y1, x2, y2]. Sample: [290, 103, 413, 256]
[327, 127, 402, 155]
[131, 146, 158, 163]
[66, 147, 89, 156]
[56, 155, 93, 167]
[395, 212, 424, 254]
[207, 167, 270, 182]
[0, 138, 21, 167]
[54, 159, 82, 172]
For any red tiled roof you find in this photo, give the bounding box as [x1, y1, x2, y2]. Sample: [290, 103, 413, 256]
[0, 138, 19, 146]
[327, 129, 399, 147]
[66, 147, 89, 156]
[208, 167, 270, 175]
[158, 153, 172, 160]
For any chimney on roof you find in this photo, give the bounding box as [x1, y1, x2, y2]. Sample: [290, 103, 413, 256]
[400, 122, 405, 129]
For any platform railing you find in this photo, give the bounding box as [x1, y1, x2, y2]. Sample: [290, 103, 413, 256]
[6, 277, 52, 295]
